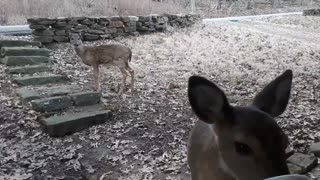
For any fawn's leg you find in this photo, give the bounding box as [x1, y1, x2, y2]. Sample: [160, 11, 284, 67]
[125, 64, 135, 94]
[118, 68, 127, 96]
[92, 65, 101, 92]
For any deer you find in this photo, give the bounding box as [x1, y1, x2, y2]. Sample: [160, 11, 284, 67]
[187, 69, 311, 180]
[69, 34, 134, 96]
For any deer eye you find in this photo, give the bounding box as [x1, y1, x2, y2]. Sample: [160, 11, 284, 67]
[234, 142, 253, 156]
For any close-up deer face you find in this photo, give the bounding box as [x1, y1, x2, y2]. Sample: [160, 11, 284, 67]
[188, 70, 293, 180]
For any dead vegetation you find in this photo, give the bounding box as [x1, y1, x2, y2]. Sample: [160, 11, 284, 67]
[0, 0, 319, 25]
[0, 14, 319, 179]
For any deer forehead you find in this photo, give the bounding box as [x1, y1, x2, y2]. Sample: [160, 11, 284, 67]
[215, 106, 287, 151]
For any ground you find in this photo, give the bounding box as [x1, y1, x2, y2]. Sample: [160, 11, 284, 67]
[0, 14, 320, 179]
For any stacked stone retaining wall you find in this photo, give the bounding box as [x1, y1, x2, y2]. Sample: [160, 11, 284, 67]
[27, 14, 201, 44]
[303, 9, 320, 16]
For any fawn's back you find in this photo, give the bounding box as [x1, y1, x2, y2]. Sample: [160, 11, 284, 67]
[79, 44, 131, 66]
[187, 70, 294, 180]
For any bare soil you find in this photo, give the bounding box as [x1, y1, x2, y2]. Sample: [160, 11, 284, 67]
[0, 14, 320, 179]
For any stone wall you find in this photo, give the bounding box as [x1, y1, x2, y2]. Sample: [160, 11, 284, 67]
[27, 14, 201, 44]
[303, 9, 320, 16]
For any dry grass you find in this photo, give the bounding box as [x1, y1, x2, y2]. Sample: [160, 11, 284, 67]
[0, 0, 187, 25]
[0, 0, 319, 25]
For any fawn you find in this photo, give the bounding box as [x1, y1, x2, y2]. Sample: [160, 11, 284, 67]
[69, 34, 134, 96]
[187, 70, 311, 180]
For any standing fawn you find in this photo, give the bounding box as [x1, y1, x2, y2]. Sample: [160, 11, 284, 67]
[69, 34, 134, 96]
[187, 70, 310, 180]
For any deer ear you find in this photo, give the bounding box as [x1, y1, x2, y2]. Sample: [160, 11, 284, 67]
[188, 76, 232, 124]
[252, 70, 293, 117]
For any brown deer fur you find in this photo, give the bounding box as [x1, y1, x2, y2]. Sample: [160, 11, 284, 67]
[70, 34, 134, 96]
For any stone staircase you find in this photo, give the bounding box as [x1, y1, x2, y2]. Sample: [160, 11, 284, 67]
[0, 40, 112, 137]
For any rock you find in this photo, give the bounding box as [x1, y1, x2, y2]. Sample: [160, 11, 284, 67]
[124, 26, 136, 33]
[33, 29, 54, 36]
[109, 21, 124, 28]
[59, 25, 72, 30]
[87, 29, 105, 35]
[125, 21, 137, 27]
[105, 28, 117, 34]
[0, 40, 41, 49]
[29, 24, 48, 30]
[84, 34, 100, 41]
[34, 36, 54, 43]
[81, 19, 94, 25]
[74, 25, 88, 30]
[117, 28, 124, 33]
[286, 146, 295, 159]
[13, 75, 69, 86]
[31, 96, 72, 112]
[288, 163, 304, 174]
[110, 16, 121, 21]
[287, 153, 318, 173]
[310, 142, 320, 157]
[55, 30, 67, 36]
[309, 165, 320, 180]
[8, 65, 50, 74]
[38, 20, 56, 25]
[90, 24, 106, 30]
[53, 21, 68, 28]
[1, 56, 49, 66]
[128, 16, 139, 21]
[121, 17, 130, 22]
[98, 20, 110, 25]
[70, 91, 101, 106]
[100, 34, 112, 39]
[53, 36, 69, 42]
[266, 174, 312, 180]
[40, 109, 112, 137]
[1, 47, 51, 57]
[130, 32, 140, 36]
[16, 88, 41, 102]
[36, 85, 81, 97]
[303, 9, 320, 16]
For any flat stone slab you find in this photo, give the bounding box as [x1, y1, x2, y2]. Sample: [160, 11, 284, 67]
[266, 174, 311, 180]
[40, 109, 112, 137]
[286, 146, 295, 159]
[287, 153, 318, 173]
[8, 65, 50, 74]
[16, 88, 41, 102]
[36, 85, 85, 97]
[303, 9, 320, 16]
[309, 142, 320, 157]
[0, 56, 49, 66]
[13, 75, 68, 86]
[1, 47, 51, 57]
[288, 163, 304, 174]
[0, 40, 41, 49]
[31, 96, 72, 112]
[70, 91, 101, 106]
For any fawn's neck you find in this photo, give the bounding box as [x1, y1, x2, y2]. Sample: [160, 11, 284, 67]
[74, 44, 85, 58]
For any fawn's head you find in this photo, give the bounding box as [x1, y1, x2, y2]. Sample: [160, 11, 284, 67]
[188, 70, 293, 179]
[69, 34, 83, 47]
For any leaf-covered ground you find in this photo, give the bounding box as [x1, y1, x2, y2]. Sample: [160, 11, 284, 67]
[1, 15, 320, 179]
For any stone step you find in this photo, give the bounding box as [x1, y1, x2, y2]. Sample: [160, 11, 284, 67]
[30, 91, 101, 112]
[39, 105, 112, 137]
[13, 74, 69, 86]
[7, 65, 50, 74]
[16, 84, 94, 103]
[287, 153, 318, 174]
[1, 47, 51, 57]
[0, 40, 41, 49]
[0, 56, 49, 66]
